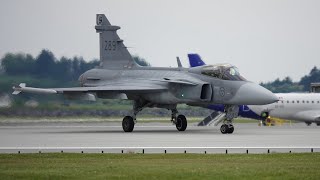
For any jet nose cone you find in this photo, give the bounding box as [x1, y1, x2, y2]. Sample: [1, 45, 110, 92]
[231, 82, 278, 105]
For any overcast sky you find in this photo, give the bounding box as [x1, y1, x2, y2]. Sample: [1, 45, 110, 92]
[1, 0, 320, 83]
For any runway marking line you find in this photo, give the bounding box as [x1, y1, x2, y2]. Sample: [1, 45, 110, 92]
[0, 147, 319, 149]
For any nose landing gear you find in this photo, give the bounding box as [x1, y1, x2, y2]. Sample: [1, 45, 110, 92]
[220, 124, 234, 134]
[220, 105, 239, 134]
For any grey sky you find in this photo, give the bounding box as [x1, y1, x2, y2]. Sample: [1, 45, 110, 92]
[1, 0, 319, 83]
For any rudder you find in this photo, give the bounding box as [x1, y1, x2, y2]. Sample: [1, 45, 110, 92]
[95, 14, 137, 69]
[188, 53, 206, 67]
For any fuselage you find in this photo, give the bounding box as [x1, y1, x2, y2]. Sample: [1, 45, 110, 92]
[249, 93, 320, 122]
[208, 93, 320, 123]
[79, 65, 277, 106]
[207, 104, 264, 120]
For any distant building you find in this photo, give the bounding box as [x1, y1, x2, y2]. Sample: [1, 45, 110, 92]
[310, 83, 320, 93]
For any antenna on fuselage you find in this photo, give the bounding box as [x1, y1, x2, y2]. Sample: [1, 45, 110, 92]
[176, 57, 183, 68]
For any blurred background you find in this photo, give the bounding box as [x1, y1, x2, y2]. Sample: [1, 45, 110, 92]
[0, 0, 319, 118]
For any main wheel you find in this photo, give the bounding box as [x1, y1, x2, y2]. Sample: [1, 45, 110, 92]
[122, 116, 134, 132]
[176, 115, 187, 131]
[305, 122, 312, 126]
[316, 123, 320, 126]
[220, 124, 228, 134]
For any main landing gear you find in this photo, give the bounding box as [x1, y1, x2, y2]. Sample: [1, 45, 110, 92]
[305, 122, 320, 126]
[174, 114, 187, 131]
[305, 122, 312, 126]
[122, 116, 135, 132]
[170, 108, 187, 131]
[121, 101, 187, 132]
[220, 105, 239, 134]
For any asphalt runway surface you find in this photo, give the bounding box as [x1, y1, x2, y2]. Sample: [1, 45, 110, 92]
[1, 121, 320, 153]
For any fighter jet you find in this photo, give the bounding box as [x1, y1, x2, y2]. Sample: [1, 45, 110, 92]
[12, 14, 278, 134]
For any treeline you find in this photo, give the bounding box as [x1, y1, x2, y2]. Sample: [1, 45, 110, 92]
[0, 49, 149, 82]
[260, 66, 320, 93]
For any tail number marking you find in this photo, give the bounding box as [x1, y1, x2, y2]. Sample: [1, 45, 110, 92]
[105, 41, 117, 51]
[97, 15, 103, 25]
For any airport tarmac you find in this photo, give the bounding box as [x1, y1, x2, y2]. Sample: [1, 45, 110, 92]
[0, 121, 320, 153]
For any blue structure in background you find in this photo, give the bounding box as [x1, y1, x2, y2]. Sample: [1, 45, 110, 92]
[188, 54, 205, 67]
[188, 53, 263, 120]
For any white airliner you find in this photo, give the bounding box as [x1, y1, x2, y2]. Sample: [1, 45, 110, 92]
[249, 93, 320, 126]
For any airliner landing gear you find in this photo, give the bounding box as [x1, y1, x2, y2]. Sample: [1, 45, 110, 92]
[220, 105, 239, 134]
[305, 122, 312, 126]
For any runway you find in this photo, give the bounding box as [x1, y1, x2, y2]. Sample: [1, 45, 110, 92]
[1, 122, 320, 153]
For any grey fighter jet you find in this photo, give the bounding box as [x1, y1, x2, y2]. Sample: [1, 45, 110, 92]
[13, 14, 278, 134]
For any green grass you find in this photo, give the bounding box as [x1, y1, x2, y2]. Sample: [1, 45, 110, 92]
[0, 153, 319, 179]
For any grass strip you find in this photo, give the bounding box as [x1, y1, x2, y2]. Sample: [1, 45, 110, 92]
[0, 153, 319, 179]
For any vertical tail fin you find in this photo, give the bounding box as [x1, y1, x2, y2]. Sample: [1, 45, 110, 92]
[95, 14, 137, 69]
[188, 54, 206, 67]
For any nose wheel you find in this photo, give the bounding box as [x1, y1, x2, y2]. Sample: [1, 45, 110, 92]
[220, 124, 234, 134]
[219, 105, 238, 134]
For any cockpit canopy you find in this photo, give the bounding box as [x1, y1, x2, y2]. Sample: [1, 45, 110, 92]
[201, 64, 246, 81]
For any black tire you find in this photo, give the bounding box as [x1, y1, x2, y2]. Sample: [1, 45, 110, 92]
[316, 123, 320, 126]
[228, 125, 234, 134]
[122, 116, 134, 132]
[305, 122, 312, 126]
[262, 120, 267, 126]
[176, 115, 187, 131]
[220, 124, 228, 134]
